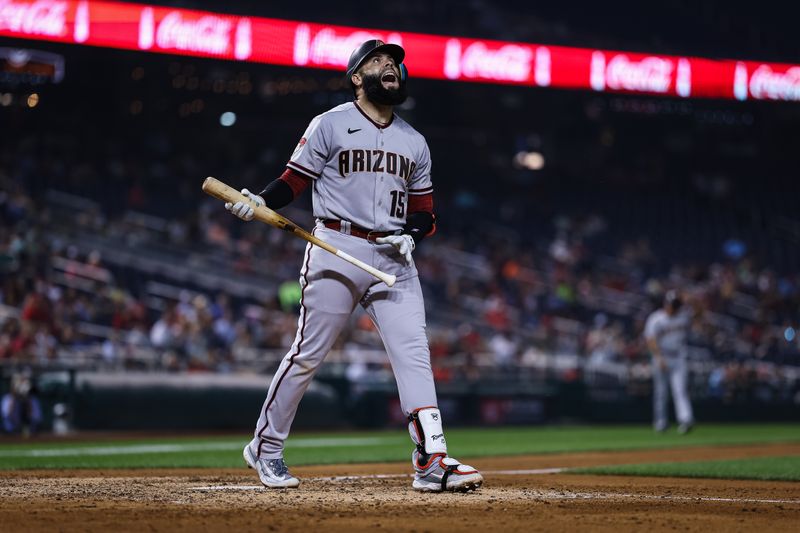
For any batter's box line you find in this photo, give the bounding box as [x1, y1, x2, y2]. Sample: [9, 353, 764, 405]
[559, 492, 800, 506]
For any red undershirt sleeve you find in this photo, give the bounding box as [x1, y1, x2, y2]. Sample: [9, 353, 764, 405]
[278, 168, 311, 196]
[405, 192, 436, 240]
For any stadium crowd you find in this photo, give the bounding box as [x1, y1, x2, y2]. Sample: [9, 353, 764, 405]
[2, 142, 798, 405]
[2, 24, 799, 409]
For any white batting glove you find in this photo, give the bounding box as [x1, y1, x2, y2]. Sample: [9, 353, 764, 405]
[376, 234, 415, 265]
[224, 188, 264, 221]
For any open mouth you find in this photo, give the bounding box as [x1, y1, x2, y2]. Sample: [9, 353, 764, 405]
[381, 72, 397, 83]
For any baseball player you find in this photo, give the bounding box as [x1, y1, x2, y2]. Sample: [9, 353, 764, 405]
[644, 290, 696, 434]
[225, 40, 483, 492]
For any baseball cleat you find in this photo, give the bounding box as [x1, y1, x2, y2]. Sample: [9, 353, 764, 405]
[243, 441, 300, 489]
[411, 451, 483, 492]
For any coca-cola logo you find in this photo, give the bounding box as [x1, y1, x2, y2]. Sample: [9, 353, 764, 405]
[592, 52, 693, 96]
[444, 39, 533, 82]
[293, 25, 403, 67]
[139, 10, 233, 55]
[749, 65, 800, 101]
[0, 0, 67, 37]
[606, 55, 673, 93]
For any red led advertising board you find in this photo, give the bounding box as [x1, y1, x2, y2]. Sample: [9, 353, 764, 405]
[1, 0, 798, 101]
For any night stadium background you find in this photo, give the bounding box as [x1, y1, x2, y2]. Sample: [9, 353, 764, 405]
[1, 1, 799, 531]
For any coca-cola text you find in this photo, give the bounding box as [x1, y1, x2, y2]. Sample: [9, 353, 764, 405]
[0, 0, 68, 37]
[444, 39, 533, 82]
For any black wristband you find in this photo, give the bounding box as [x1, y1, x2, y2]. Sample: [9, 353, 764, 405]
[403, 212, 435, 245]
[259, 179, 294, 210]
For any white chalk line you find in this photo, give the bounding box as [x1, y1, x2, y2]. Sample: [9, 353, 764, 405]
[0, 437, 395, 458]
[551, 492, 800, 505]
[190, 470, 800, 505]
[491, 468, 565, 475]
[192, 485, 265, 491]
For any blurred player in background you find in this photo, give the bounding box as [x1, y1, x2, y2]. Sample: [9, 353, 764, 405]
[1, 373, 42, 436]
[644, 290, 696, 434]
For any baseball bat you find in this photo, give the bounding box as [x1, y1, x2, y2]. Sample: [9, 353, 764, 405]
[202, 177, 397, 287]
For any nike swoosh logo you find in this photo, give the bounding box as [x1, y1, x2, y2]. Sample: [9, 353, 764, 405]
[347, 128, 361, 134]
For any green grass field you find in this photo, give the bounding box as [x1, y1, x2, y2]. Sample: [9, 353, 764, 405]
[0, 423, 798, 472]
[573, 456, 800, 481]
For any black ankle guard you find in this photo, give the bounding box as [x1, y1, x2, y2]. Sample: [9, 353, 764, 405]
[408, 411, 427, 457]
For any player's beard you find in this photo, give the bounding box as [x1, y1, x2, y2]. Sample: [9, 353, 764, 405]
[362, 72, 407, 106]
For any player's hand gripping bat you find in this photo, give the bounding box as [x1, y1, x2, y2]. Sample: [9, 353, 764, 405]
[202, 177, 397, 287]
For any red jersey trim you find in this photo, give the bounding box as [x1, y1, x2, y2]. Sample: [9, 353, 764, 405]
[354, 100, 394, 129]
[286, 160, 321, 179]
[408, 186, 433, 196]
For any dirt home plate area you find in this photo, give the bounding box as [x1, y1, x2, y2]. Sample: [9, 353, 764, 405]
[1, 443, 799, 532]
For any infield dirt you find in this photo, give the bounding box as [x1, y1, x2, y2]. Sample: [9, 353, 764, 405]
[1, 442, 798, 532]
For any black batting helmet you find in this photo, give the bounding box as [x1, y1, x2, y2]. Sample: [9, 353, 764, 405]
[664, 290, 682, 309]
[346, 39, 406, 80]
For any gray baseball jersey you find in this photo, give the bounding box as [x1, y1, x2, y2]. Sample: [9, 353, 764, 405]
[644, 309, 690, 357]
[286, 101, 433, 232]
[251, 101, 438, 460]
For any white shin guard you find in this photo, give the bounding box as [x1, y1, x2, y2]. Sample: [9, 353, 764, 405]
[408, 407, 448, 455]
